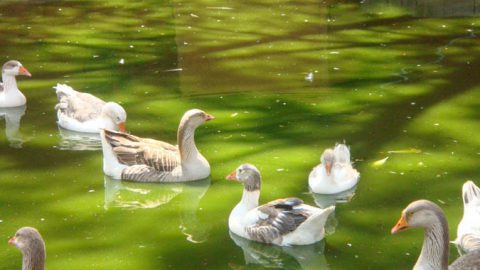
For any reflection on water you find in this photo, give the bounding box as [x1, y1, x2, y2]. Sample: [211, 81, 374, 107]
[0, 105, 26, 148]
[104, 176, 211, 243]
[229, 232, 330, 270]
[311, 185, 358, 209]
[362, 0, 480, 17]
[56, 127, 102, 151]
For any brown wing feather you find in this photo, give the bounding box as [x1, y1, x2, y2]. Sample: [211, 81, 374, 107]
[103, 129, 180, 172]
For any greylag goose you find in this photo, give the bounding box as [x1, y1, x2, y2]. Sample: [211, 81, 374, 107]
[0, 60, 31, 108]
[309, 143, 360, 194]
[100, 109, 214, 182]
[54, 84, 126, 133]
[227, 164, 335, 246]
[8, 227, 45, 270]
[391, 200, 480, 269]
[453, 181, 480, 254]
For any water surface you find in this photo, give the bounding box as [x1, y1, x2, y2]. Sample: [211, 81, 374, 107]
[1, 1, 480, 269]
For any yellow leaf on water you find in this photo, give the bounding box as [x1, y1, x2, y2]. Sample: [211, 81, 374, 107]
[387, 148, 421, 154]
[371, 156, 389, 167]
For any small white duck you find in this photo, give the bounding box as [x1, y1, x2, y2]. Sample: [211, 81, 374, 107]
[100, 109, 214, 182]
[0, 60, 31, 108]
[227, 164, 335, 246]
[453, 180, 480, 254]
[53, 83, 127, 133]
[308, 143, 360, 194]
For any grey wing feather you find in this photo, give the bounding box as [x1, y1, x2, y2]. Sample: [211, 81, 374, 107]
[103, 129, 180, 172]
[459, 234, 480, 254]
[56, 91, 105, 122]
[0, 82, 3, 93]
[246, 198, 308, 244]
[450, 251, 480, 269]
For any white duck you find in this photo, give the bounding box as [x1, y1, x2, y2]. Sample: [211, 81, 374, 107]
[453, 180, 480, 254]
[0, 60, 31, 108]
[9, 227, 46, 270]
[308, 143, 360, 194]
[54, 83, 127, 133]
[392, 200, 480, 270]
[227, 164, 335, 246]
[100, 109, 214, 182]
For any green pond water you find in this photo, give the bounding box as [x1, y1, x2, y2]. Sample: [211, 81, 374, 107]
[1, 0, 480, 269]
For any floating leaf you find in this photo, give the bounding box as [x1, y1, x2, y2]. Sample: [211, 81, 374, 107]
[387, 148, 421, 154]
[372, 156, 389, 167]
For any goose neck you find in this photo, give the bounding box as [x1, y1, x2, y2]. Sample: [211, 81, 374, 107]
[415, 217, 449, 270]
[240, 189, 260, 211]
[2, 73, 18, 93]
[177, 121, 199, 162]
[22, 247, 45, 270]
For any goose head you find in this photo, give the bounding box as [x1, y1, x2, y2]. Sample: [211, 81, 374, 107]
[3, 60, 31, 77]
[102, 102, 127, 132]
[321, 148, 335, 176]
[9, 227, 46, 268]
[180, 109, 215, 129]
[391, 199, 445, 233]
[226, 164, 261, 192]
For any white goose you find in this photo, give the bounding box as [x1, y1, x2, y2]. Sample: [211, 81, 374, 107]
[308, 143, 360, 194]
[0, 60, 31, 108]
[53, 84, 127, 133]
[9, 227, 46, 270]
[100, 109, 214, 182]
[227, 164, 335, 246]
[392, 200, 480, 270]
[453, 181, 480, 254]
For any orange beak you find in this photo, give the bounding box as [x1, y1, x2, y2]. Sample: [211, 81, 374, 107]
[205, 113, 215, 121]
[18, 66, 31, 77]
[391, 213, 409, 234]
[118, 122, 126, 133]
[8, 236, 16, 245]
[226, 170, 237, 180]
[326, 162, 332, 176]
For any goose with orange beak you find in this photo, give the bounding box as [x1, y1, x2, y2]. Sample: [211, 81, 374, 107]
[392, 199, 480, 270]
[9, 227, 46, 270]
[0, 60, 31, 108]
[101, 109, 213, 182]
[308, 143, 360, 194]
[227, 164, 335, 246]
[53, 83, 127, 133]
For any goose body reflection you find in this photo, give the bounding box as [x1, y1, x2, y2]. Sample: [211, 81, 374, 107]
[0, 105, 26, 148]
[104, 176, 211, 243]
[230, 231, 330, 269]
[57, 127, 103, 151]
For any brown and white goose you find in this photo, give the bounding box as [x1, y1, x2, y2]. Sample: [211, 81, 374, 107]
[8, 227, 45, 270]
[54, 84, 126, 133]
[391, 200, 480, 270]
[0, 60, 31, 108]
[227, 164, 335, 246]
[100, 109, 214, 182]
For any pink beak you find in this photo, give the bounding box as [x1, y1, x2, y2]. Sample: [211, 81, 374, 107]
[8, 236, 16, 245]
[326, 162, 332, 176]
[205, 113, 215, 121]
[226, 171, 237, 180]
[18, 66, 31, 77]
[118, 122, 126, 133]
